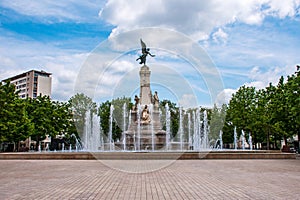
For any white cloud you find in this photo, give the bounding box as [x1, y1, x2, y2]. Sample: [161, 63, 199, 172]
[100, 0, 300, 41]
[216, 64, 298, 105]
[245, 65, 296, 89]
[43, 54, 87, 100]
[0, 0, 104, 22]
[178, 94, 198, 109]
[215, 88, 236, 106]
[263, 0, 300, 18]
[212, 28, 228, 44]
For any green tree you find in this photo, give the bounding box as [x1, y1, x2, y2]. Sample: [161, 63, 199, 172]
[252, 86, 277, 149]
[210, 104, 227, 142]
[99, 100, 110, 139]
[98, 97, 131, 141]
[284, 69, 300, 151]
[224, 68, 300, 150]
[52, 101, 77, 137]
[111, 96, 132, 132]
[0, 82, 33, 151]
[266, 76, 294, 148]
[26, 96, 55, 150]
[224, 86, 257, 146]
[277, 69, 300, 150]
[159, 100, 179, 138]
[69, 93, 97, 139]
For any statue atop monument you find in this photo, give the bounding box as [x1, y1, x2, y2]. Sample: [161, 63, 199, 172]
[136, 39, 155, 65]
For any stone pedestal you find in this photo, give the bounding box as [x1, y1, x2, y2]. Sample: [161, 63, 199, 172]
[139, 65, 152, 105]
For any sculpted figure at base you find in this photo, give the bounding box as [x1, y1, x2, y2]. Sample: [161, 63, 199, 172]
[153, 91, 159, 109]
[141, 105, 151, 124]
[134, 95, 139, 110]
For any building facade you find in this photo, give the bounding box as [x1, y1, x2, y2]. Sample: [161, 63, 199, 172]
[2, 70, 52, 99]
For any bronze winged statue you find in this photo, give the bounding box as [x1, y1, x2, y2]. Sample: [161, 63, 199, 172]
[136, 39, 155, 65]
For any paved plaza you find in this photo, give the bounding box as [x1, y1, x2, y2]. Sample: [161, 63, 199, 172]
[0, 159, 299, 199]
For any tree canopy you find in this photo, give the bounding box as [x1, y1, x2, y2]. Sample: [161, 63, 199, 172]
[224, 68, 300, 149]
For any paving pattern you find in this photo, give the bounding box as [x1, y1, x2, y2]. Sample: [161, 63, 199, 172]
[0, 159, 299, 199]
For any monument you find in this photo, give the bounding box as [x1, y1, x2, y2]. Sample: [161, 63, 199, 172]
[120, 39, 166, 150]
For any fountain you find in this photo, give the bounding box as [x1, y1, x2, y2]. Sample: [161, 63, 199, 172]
[193, 109, 200, 151]
[77, 80, 226, 153]
[241, 130, 245, 150]
[249, 132, 253, 150]
[150, 104, 155, 151]
[219, 130, 223, 150]
[110, 64, 167, 151]
[187, 113, 192, 150]
[122, 103, 127, 151]
[38, 143, 41, 152]
[109, 105, 114, 151]
[234, 126, 237, 150]
[76, 41, 248, 153]
[11, 38, 294, 161]
[179, 107, 184, 151]
[136, 104, 141, 151]
[165, 103, 171, 150]
[203, 110, 209, 150]
[71, 133, 82, 151]
[82, 110, 102, 151]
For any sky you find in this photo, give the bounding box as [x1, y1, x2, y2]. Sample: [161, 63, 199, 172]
[0, 0, 299, 108]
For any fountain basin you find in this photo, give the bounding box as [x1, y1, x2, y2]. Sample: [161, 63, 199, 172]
[0, 151, 296, 160]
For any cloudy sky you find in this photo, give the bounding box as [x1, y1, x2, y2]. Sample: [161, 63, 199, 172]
[0, 0, 299, 107]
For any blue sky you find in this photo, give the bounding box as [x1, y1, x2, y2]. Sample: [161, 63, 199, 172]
[0, 0, 299, 108]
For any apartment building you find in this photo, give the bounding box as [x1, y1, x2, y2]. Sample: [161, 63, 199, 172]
[2, 70, 52, 98]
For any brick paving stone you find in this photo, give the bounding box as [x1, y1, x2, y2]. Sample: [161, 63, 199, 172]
[0, 160, 299, 200]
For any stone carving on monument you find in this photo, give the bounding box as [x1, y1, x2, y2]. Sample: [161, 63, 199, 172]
[118, 39, 166, 151]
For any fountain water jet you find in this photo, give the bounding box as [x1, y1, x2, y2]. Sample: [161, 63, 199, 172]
[165, 104, 171, 150]
[122, 103, 127, 151]
[234, 126, 237, 150]
[150, 104, 155, 151]
[82, 110, 102, 151]
[249, 132, 253, 150]
[203, 110, 209, 150]
[219, 130, 223, 150]
[109, 105, 114, 151]
[188, 113, 192, 150]
[179, 107, 184, 151]
[136, 104, 141, 151]
[241, 130, 245, 150]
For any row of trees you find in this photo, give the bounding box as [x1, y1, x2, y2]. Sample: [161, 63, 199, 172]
[223, 69, 299, 150]
[1, 69, 298, 151]
[0, 81, 77, 151]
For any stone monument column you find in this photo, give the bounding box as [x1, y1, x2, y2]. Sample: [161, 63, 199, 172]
[139, 65, 152, 105]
